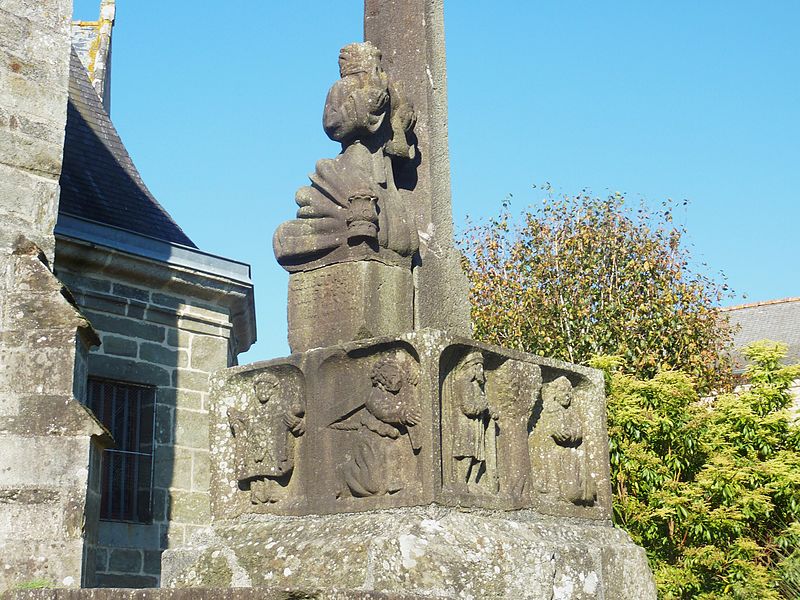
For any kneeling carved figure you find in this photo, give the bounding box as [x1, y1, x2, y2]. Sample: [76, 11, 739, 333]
[273, 42, 419, 271]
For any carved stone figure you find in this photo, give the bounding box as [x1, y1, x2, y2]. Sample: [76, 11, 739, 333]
[273, 42, 419, 271]
[487, 360, 541, 502]
[332, 352, 421, 497]
[227, 372, 306, 504]
[449, 350, 497, 494]
[531, 376, 596, 506]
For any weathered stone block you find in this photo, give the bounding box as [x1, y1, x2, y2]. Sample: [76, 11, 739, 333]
[0, 437, 91, 487]
[155, 405, 174, 445]
[162, 508, 656, 599]
[58, 272, 112, 294]
[158, 387, 203, 411]
[168, 491, 211, 524]
[191, 451, 211, 492]
[99, 521, 161, 552]
[94, 547, 108, 574]
[167, 327, 190, 349]
[84, 311, 166, 343]
[287, 262, 413, 353]
[143, 549, 163, 576]
[112, 283, 150, 303]
[151, 292, 185, 309]
[0, 0, 72, 32]
[140, 342, 182, 367]
[126, 300, 147, 320]
[151, 488, 169, 523]
[174, 408, 209, 449]
[102, 335, 138, 358]
[173, 369, 210, 393]
[190, 336, 228, 371]
[153, 446, 194, 491]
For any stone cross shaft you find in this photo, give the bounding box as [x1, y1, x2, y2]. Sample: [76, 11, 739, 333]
[364, 0, 471, 336]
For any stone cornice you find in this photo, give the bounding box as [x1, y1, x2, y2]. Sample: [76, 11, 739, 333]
[54, 216, 256, 354]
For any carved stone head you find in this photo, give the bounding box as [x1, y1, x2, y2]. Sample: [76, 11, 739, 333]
[371, 356, 405, 394]
[543, 376, 573, 409]
[457, 351, 485, 386]
[253, 372, 280, 404]
[338, 42, 382, 77]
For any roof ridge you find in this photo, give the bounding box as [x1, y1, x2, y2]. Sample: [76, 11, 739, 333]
[722, 297, 800, 312]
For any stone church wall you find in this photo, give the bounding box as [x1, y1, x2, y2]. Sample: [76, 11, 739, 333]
[0, 0, 115, 591]
[55, 264, 236, 588]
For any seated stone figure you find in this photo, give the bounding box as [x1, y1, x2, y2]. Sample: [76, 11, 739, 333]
[273, 42, 419, 271]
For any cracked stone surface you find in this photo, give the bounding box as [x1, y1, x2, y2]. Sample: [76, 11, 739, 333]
[161, 507, 655, 599]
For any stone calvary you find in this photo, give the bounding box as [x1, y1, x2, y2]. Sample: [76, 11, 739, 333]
[161, 4, 657, 598]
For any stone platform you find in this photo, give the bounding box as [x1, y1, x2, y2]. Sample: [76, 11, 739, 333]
[5, 589, 437, 600]
[160, 328, 657, 599]
[160, 507, 654, 599]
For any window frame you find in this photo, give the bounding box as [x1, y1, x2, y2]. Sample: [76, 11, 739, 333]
[87, 376, 157, 524]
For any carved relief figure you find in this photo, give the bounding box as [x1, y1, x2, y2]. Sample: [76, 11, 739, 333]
[449, 351, 497, 494]
[530, 376, 596, 506]
[227, 372, 306, 504]
[332, 352, 421, 497]
[487, 360, 541, 501]
[273, 42, 419, 270]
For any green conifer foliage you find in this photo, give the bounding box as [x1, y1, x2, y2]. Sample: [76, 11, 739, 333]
[595, 343, 800, 598]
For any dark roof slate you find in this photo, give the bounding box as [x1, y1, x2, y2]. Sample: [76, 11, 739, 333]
[59, 48, 196, 248]
[725, 298, 800, 368]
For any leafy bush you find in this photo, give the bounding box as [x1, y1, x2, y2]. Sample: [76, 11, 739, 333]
[595, 342, 800, 599]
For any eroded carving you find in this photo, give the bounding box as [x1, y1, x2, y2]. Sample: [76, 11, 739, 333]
[227, 371, 306, 504]
[446, 350, 498, 495]
[530, 376, 597, 506]
[331, 351, 421, 498]
[487, 359, 541, 501]
[273, 41, 419, 271]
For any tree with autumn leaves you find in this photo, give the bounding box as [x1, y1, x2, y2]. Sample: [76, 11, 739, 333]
[460, 192, 800, 598]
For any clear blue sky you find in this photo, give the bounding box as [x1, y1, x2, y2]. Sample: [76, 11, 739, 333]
[72, 1, 800, 364]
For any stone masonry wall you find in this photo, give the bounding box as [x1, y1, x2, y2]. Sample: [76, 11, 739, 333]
[0, 0, 114, 592]
[0, 246, 108, 591]
[55, 267, 235, 588]
[0, 0, 72, 263]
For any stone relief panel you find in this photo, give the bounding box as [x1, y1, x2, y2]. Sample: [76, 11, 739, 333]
[316, 342, 427, 511]
[440, 341, 608, 516]
[529, 374, 598, 508]
[210, 362, 307, 516]
[273, 42, 419, 272]
[485, 358, 542, 506]
[208, 333, 609, 519]
[227, 370, 306, 505]
[442, 349, 497, 497]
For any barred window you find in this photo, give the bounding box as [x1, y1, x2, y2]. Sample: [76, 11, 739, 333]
[88, 378, 155, 523]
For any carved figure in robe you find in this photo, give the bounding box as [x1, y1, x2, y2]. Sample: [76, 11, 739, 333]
[273, 42, 419, 271]
[332, 353, 421, 498]
[227, 372, 306, 504]
[449, 350, 497, 494]
[531, 376, 596, 506]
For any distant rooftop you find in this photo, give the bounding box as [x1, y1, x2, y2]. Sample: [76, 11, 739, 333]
[723, 298, 800, 367]
[58, 48, 196, 248]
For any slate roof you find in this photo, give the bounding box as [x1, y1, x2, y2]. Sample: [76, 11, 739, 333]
[724, 298, 800, 368]
[59, 48, 196, 248]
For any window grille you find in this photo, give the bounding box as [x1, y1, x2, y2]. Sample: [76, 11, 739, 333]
[88, 378, 155, 523]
